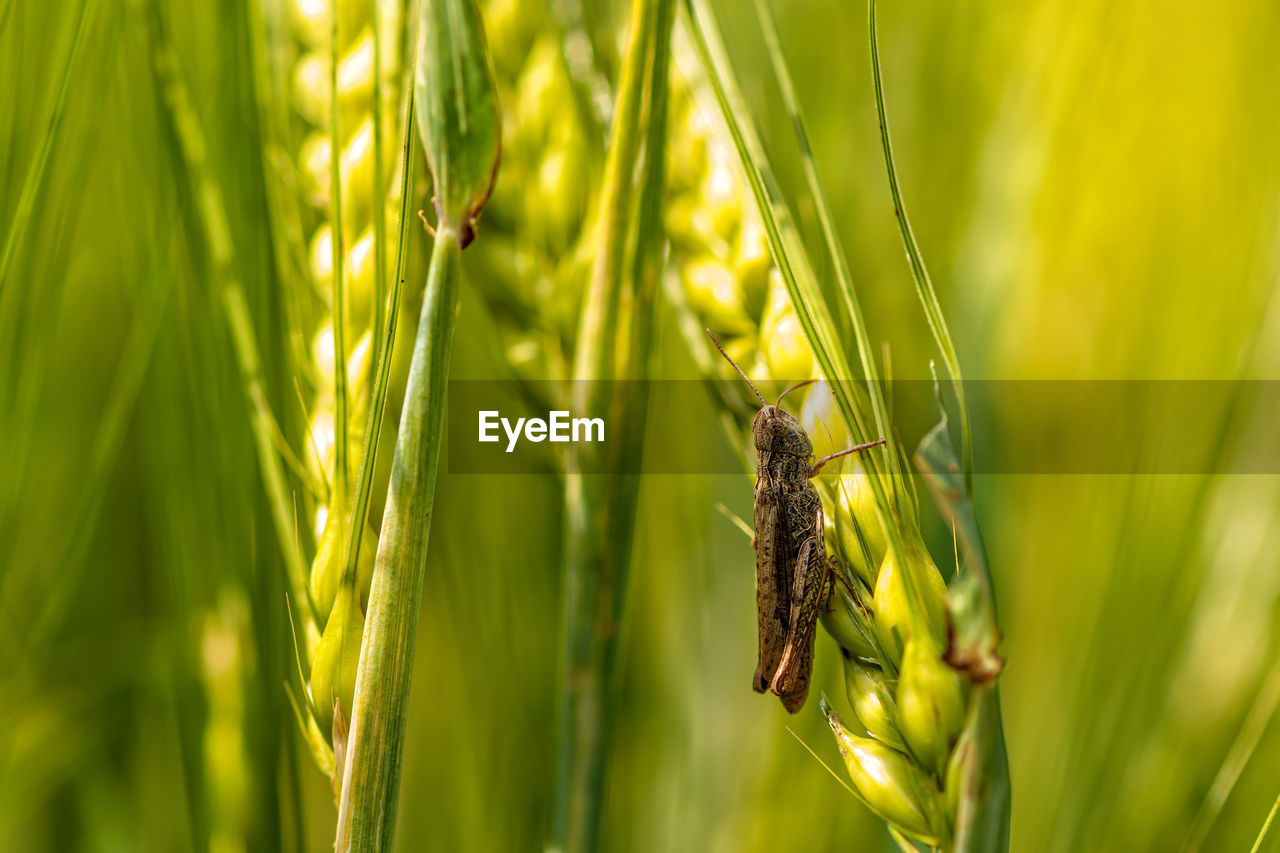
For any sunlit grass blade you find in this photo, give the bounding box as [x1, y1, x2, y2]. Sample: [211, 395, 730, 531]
[0, 0, 98, 295]
[868, 0, 972, 488]
[146, 0, 312, 623]
[1250, 789, 1280, 853]
[681, 0, 909, 560]
[0, 0, 113, 529]
[0, 200, 170, 672]
[750, 0, 897, 503]
[1184, 656, 1280, 851]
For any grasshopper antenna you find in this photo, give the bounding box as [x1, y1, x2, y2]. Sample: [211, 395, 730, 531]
[706, 328, 767, 406]
[775, 379, 817, 408]
[812, 438, 888, 474]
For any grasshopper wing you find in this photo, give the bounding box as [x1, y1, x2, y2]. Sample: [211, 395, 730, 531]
[774, 499, 831, 713]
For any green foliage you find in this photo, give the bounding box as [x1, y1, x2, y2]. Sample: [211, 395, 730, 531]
[3, 0, 1280, 851]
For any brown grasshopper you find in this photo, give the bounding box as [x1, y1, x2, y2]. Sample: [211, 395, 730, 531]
[708, 330, 885, 713]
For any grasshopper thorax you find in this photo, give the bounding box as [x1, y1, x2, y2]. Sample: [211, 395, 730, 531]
[751, 405, 813, 458]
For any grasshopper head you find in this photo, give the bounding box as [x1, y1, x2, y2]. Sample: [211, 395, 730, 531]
[750, 405, 813, 458]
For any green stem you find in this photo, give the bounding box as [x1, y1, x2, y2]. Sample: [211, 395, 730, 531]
[570, 3, 653, 383]
[550, 0, 672, 849]
[334, 0, 497, 841]
[334, 226, 461, 851]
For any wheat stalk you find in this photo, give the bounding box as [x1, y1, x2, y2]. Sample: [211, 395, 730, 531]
[335, 0, 500, 847]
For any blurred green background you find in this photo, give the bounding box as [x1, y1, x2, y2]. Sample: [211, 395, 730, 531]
[3, 0, 1279, 850]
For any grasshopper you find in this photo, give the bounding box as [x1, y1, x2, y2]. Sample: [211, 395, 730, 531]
[708, 331, 885, 713]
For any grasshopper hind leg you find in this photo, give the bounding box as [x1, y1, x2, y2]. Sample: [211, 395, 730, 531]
[777, 642, 815, 714]
[753, 489, 789, 697]
[772, 538, 833, 712]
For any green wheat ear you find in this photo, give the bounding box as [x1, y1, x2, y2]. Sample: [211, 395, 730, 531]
[673, 0, 1011, 848]
[261, 0, 416, 818]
